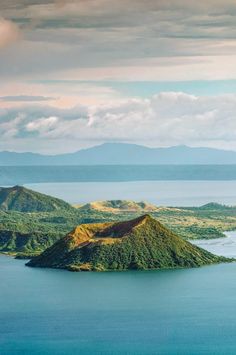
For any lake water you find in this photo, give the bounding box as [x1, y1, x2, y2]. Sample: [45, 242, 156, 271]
[2, 180, 236, 354]
[26, 180, 236, 206]
[1, 233, 236, 355]
[193, 231, 236, 258]
[4, 165, 236, 186]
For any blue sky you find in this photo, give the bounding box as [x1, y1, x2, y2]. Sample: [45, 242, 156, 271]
[38, 79, 236, 97]
[105, 80, 236, 97]
[1, 0, 236, 153]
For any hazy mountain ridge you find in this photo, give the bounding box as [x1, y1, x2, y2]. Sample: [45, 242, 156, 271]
[2, 143, 236, 165]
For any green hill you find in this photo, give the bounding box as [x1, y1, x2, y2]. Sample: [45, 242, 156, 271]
[27, 215, 228, 271]
[79, 200, 158, 213]
[0, 185, 73, 212]
[199, 202, 231, 210]
[0, 229, 61, 257]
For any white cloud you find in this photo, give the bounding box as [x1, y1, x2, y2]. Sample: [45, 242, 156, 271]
[0, 18, 21, 49]
[26, 116, 59, 133]
[2, 92, 236, 152]
[2, 1, 236, 153]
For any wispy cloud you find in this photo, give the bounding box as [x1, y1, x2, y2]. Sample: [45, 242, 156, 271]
[0, 95, 56, 102]
[1, 0, 236, 81]
[26, 116, 58, 133]
[0, 18, 21, 49]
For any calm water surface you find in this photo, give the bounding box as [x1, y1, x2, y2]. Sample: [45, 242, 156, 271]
[26, 180, 236, 206]
[1, 233, 236, 355]
[193, 231, 236, 258]
[2, 181, 236, 354]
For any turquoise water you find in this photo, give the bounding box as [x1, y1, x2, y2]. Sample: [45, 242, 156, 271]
[2, 180, 236, 354]
[1, 249, 236, 354]
[26, 180, 236, 206]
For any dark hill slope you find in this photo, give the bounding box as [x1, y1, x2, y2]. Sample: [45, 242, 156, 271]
[0, 186, 73, 212]
[0, 230, 61, 257]
[27, 215, 228, 271]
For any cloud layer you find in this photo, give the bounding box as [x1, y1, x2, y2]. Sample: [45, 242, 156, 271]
[0, 95, 55, 102]
[1, 0, 236, 81]
[0, 18, 21, 48]
[1, 1, 236, 152]
[1, 92, 236, 153]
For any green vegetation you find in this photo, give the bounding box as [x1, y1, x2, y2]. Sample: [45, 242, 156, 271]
[27, 215, 229, 271]
[0, 208, 108, 255]
[0, 185, 73, 212]
[1, 186, 236, 257]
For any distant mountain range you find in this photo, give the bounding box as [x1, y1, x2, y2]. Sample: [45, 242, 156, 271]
[2, 143, 236, 165]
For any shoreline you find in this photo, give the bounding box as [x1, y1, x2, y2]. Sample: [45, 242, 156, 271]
[191, 231, 236, 259]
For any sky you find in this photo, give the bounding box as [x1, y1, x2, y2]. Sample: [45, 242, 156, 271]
[1, 0, 236, 153]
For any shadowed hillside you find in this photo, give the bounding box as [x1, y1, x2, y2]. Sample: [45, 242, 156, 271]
[0, 186, 73, 212]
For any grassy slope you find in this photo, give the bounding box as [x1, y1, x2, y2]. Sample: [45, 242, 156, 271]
[27, 215, 228, 271]
[0, 208, 108, 256]
[1, 195, 236, 256]
[79, 200, 157, 213]
[0, 186, 73, 212]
